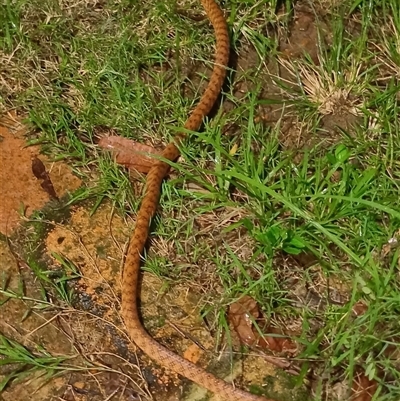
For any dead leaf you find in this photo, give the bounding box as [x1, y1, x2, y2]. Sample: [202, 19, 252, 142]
[352, 301, 368, 316]
[98, 136, 160, 173]
[351, 371, 378, 401]
[228, 295, 298, 354]
[31, 156, 47, 179]
[32, 157, 59, 201]
[228, 295, 260, 346]
[257, 326, 298, 354]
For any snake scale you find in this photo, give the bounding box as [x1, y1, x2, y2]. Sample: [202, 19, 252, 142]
[121, 1, 272, 400]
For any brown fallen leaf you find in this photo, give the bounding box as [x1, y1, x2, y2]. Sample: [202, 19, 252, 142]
[32, 157, 59, 201]
[228, 295, 260, 346]
[228, 295, 298, 354]
[98, 135, 160, 173]
[351, 371, 378, 401]
[257, 326, 298, 354]
[352, 300, 368, 316]
[31, 156, 47, 179]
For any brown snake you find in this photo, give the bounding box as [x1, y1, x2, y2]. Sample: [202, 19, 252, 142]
[121, 1, 272, 400]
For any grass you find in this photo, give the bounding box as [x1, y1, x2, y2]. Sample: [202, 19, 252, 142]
[0, 333, 70, 391]
[1, 0, 400, 400]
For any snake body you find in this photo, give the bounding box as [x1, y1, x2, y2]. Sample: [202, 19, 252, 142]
[121, 1, 271, 400]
